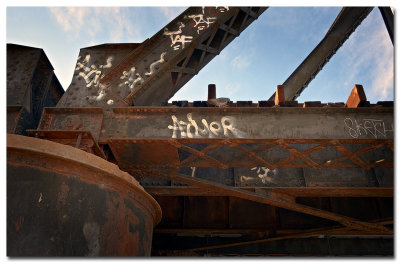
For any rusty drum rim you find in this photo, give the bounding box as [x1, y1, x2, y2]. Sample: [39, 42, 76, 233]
[7, 134, 162, 225]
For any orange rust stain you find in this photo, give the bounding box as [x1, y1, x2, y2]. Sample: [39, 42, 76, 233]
[14, 216, 24, 231]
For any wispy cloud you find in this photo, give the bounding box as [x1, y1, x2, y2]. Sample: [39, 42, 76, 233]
[222, 83, 241, 98]
[231, 54, 251, 70]
[341, 9, 393, 101]
[159, 7, 186, 21]
[48, 7, 140, 42]
[229, 45, 255, 71]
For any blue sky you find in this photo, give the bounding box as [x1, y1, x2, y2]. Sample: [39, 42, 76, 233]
[5, 4, 394, 104]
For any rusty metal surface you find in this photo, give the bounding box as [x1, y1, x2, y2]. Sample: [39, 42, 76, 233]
[57, 43, 142, 108]
[268, 7, 373, 101]
[7, 106, 33, 135]
[58, 7, 267, 108]
[37, 106, 394, 140]
[145, 186, 393, 197]
[7, 44, 64, 135]
[140, 169, 392, 234]
[109, 138, 393, 171]
[31, 105, 394, 193]
[7, 134, 161, 256]
[7, 44, 41, 108]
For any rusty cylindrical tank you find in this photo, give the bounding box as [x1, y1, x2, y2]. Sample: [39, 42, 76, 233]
[7, 134, 161, 256]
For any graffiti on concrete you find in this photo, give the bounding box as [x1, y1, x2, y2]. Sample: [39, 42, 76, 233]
[168, 113, 245, 138]
[344, 118, 393, 139]
[163, 22, 193, 50]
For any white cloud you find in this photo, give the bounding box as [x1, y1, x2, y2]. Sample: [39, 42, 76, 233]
[159, 7, 186, 20]
[48, 7, 140, 43]
[341, 9, 393, 102]
[231, 54, 251, 70]
[221, 83, 240, 98]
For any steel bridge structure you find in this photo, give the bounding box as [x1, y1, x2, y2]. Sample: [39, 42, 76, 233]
[7, 6, 393, 256]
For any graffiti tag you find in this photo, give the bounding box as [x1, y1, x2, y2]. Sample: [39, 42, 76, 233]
[163, 22, 193, 50]
[167, 113, 245, 138]
[344, 118, 393, 139]
[75, 54, 113, 88]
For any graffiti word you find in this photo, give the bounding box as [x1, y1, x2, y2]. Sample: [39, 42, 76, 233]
[167, 113, 245, 138]
[164, 22, 193, 50]
[344, 118, 393, 139]
[119, 67, 144, 92]
[187, 14, 217, 34]
[75, 55, 113, 88]
[188, 7, 230, 34]
[251, 167, 276, 184]
[145, 52, 167, 76]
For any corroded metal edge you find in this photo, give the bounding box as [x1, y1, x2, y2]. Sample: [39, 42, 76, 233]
[7, 134, 162, 225]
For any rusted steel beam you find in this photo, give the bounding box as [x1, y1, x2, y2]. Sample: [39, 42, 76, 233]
[145, 186, 393, 197]
[141, 169, 392, 234]
[110, 138, 393, 171]
[57, 7, 267, 108]
[7, 44, 64, 135]
[38, 107, 394, 140]
[155, 225, 393, 236]
[26, 129, 106, 158]
[208, 84, 216, 100]
[182, 218, 392, 252]
[346, 84, 367, 108]
[154, 217, 393, 236]
[155, 236, 393, 256]
[268, 7, 373, 101]
[33, 107, 393, 174]
[274, 85, 285, 106]
[379, 7, 394, 44]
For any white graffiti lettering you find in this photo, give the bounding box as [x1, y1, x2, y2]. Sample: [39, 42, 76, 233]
[187, 7, 230, 34]
[119, 67, 144, 92]
[187, 14, 216, 34]
[344, 118, 393, 138]
[87, 84, 107, 102]
[75, 55, 113, 88]
[163, 22, 193, 50]
[168, 113, 245, 138]
[145, 52, 167, 76]
[250, 167, 276, 184]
